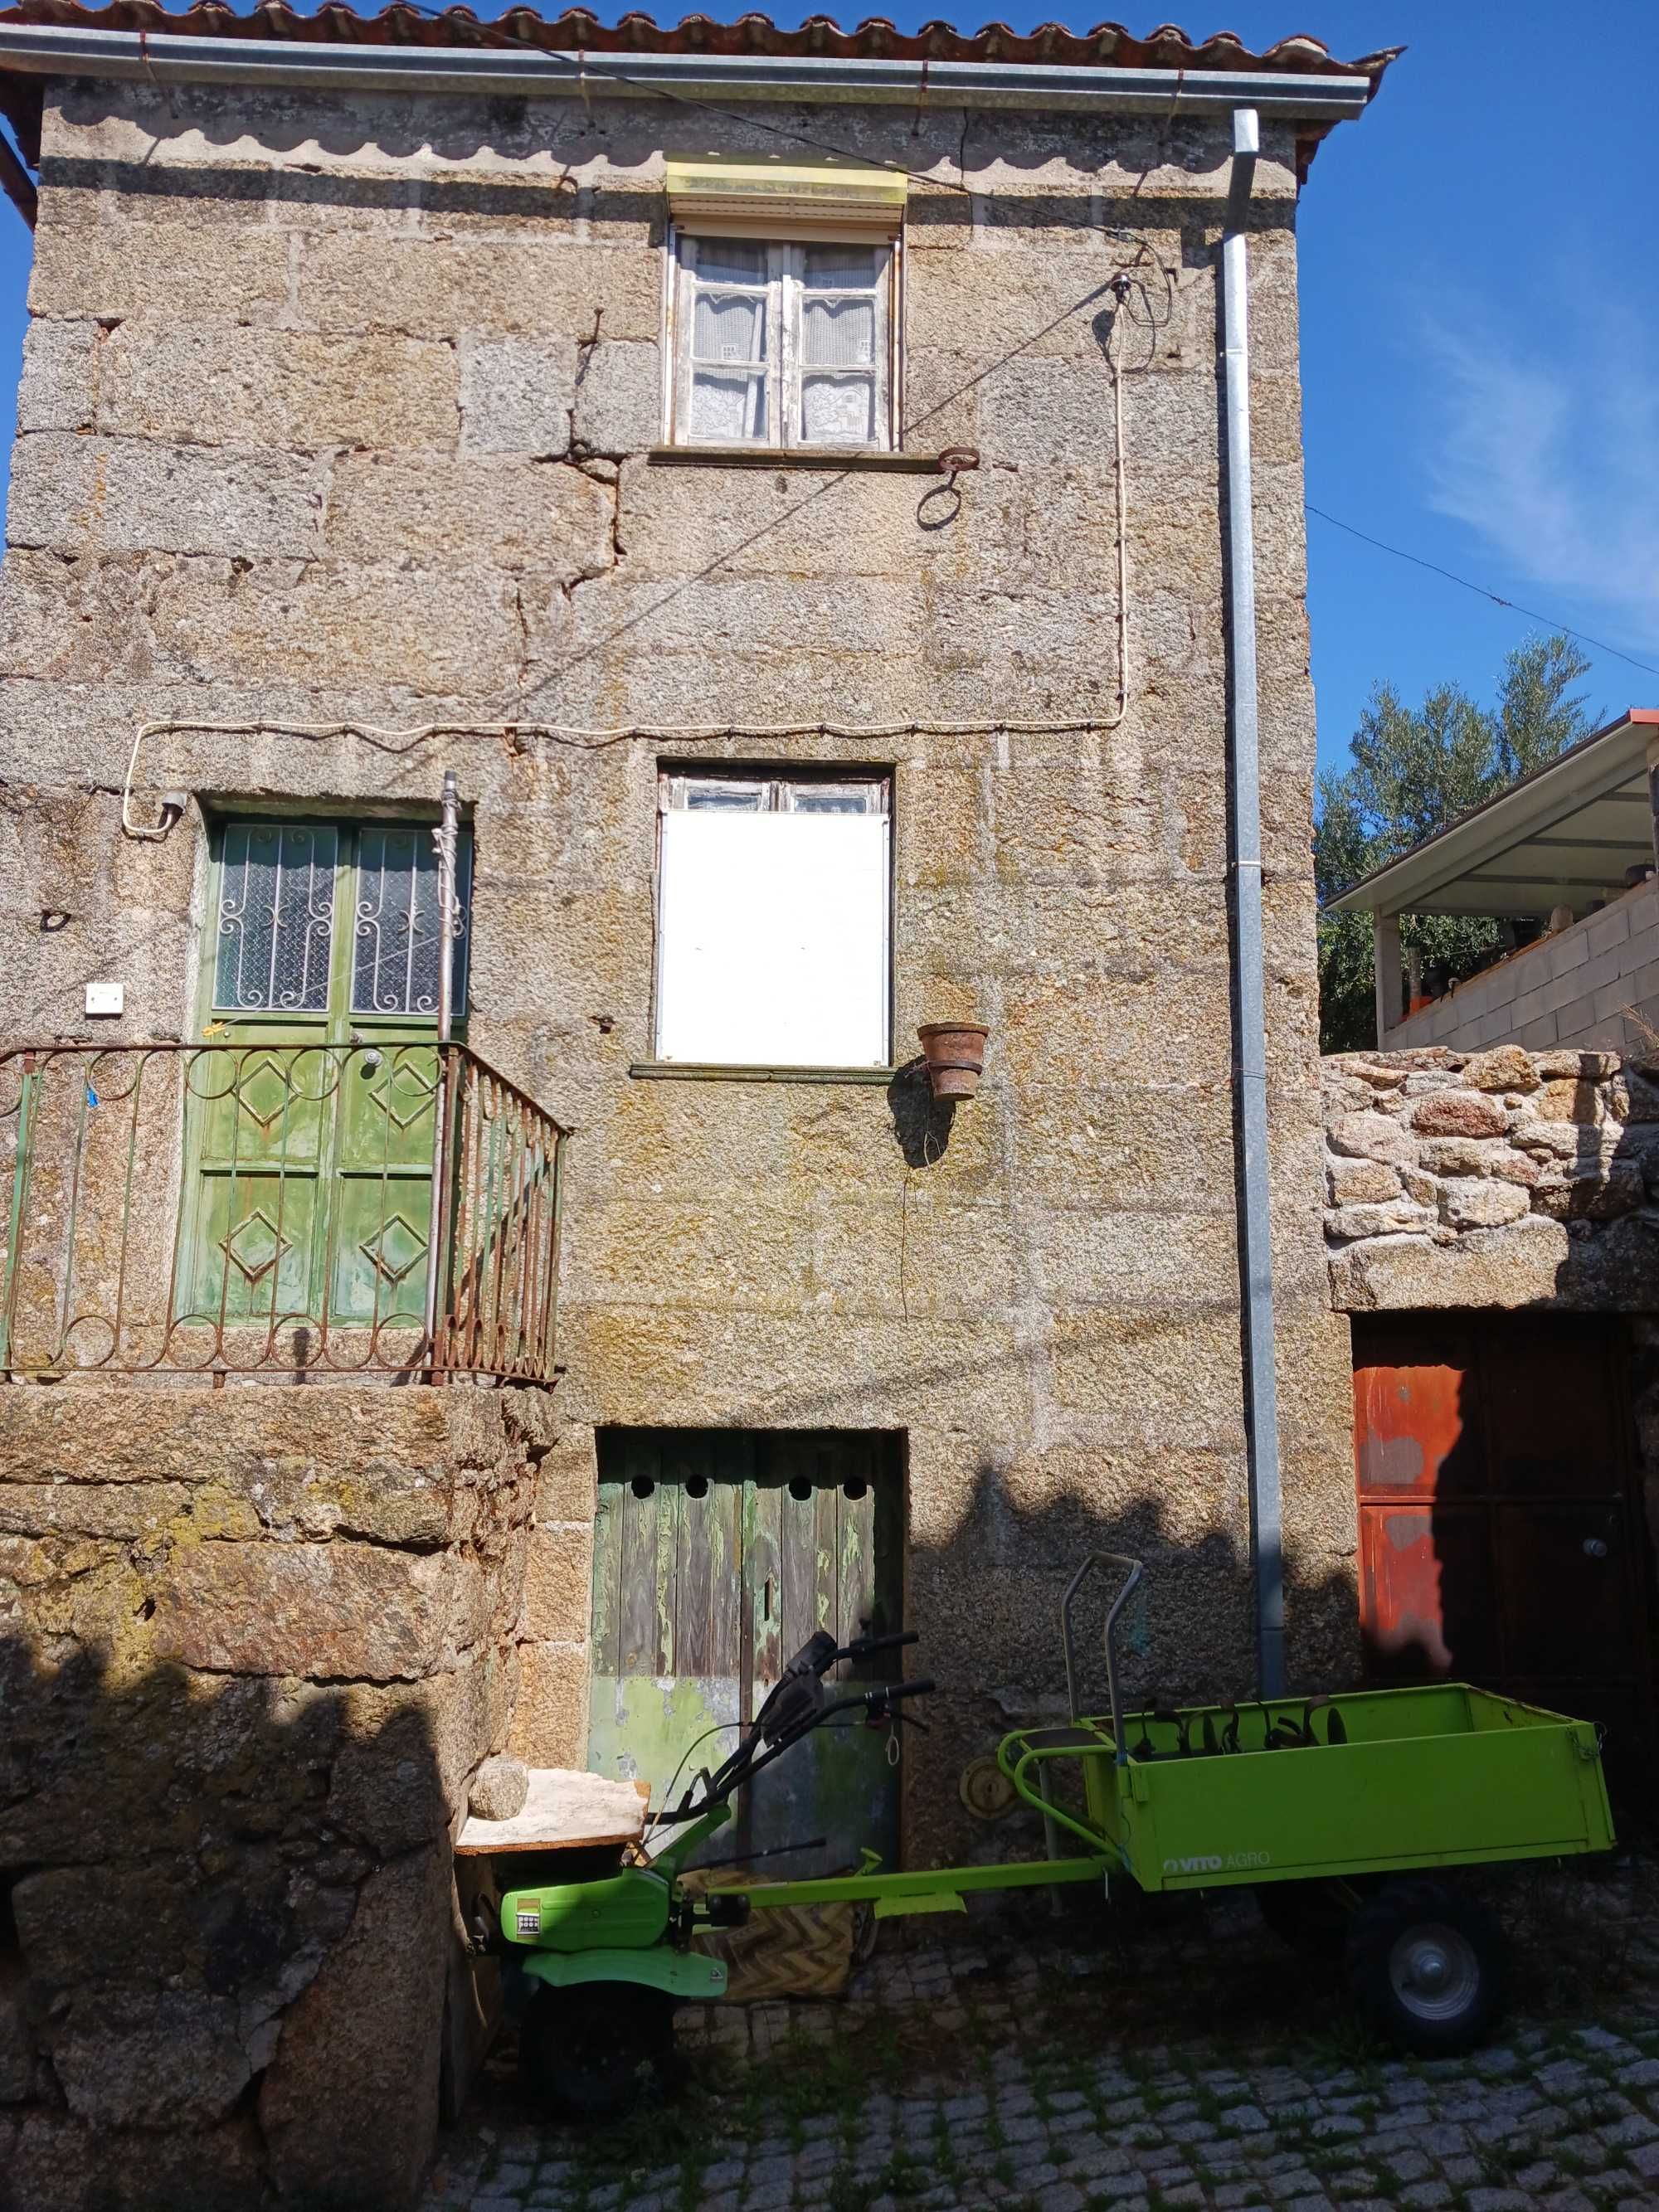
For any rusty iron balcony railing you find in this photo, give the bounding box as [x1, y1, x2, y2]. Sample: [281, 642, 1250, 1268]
[0, 1041, 567, 1385]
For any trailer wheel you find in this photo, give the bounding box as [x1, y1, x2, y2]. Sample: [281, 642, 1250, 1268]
[1344, 1880, 1505, 2054]
[518, 1982, 674, 2120]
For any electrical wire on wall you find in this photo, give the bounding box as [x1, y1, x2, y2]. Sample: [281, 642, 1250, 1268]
[104, 96, 1210, 848]
[100, 0, 1224, 843]
[118, 259, 1164, 838]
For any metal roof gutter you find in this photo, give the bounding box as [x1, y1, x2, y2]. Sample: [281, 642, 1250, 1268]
[0, 25, 1375, 113]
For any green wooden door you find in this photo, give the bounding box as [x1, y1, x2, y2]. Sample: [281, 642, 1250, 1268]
[181, 819, 470, 1338]
[589, 1431, 903, 1869]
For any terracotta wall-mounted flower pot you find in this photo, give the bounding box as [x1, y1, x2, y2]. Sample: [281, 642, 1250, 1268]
[917, 1022, 990, 1101]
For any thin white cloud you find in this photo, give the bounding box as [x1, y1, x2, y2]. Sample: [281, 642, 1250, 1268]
[1421, 311, 1659, 649]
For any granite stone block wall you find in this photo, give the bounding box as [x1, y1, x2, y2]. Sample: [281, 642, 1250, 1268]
[0, 1381, 562, 2211]
[0, 79, 1354, 1898]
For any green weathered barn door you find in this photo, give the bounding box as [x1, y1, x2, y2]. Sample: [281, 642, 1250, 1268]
[589, 1433, 746, 1854]
[182, 819, 469, 1336]
[737, 1433, 903, 1869]
[589, 1431, 902, 1869]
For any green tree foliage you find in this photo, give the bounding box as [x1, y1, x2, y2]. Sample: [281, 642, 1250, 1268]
[1314, 636, 1597, 1053]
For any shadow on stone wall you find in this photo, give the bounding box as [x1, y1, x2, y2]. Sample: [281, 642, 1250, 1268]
[895, 1453, 1363, 1869]
[0, 1631, 466, 2212]
[884, 1057, 956, 1170]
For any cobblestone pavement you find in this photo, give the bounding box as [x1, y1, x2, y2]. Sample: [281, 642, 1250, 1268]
[425, 1856, 1659, 2212]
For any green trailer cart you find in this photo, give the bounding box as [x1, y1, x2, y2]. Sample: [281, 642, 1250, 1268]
[490, 1554, 1615, 2116]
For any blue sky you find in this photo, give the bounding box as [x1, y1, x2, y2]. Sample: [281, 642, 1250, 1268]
[0, 2, 1652, 776]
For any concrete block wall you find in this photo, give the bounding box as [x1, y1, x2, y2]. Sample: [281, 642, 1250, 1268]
[1384, 880, 1659, 1056]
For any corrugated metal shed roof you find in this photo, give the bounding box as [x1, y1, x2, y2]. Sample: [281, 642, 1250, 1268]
[0, 3, 1397, 80]
[1326, 710, 1659, 920]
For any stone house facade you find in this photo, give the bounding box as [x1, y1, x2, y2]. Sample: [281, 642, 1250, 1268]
[0, 14, 1401, 2208]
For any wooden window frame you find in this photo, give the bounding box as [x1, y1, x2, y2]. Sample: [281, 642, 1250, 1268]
[664, 226, 901, 454]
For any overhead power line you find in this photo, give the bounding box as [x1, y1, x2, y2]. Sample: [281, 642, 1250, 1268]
[1306, 504, 1659, 683]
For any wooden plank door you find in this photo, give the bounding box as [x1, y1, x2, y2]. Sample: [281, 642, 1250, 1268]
[737, 1432, 903, 1867]
[1353, 1316, 1652, 1763]
[588, 1432, 747, 1861]
[589, 1430, 902, 1869]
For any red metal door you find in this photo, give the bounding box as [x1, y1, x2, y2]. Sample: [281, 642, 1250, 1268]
[1353, 1316, 1652, 1762]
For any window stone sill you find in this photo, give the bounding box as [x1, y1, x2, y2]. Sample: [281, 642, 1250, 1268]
[646, 446, 951, 474]
[629, 1061, 897, 1085]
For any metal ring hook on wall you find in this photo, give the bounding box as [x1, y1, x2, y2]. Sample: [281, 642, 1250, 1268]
[916, 447, 977, 533]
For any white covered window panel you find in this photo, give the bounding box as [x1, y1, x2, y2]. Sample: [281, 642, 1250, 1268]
[655, 795, 890, 1067]
[796, 244, 883, 448]
[685, 237, 773, 443]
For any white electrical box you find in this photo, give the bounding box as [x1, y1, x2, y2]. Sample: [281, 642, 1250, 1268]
[85, 981, 124, 1017]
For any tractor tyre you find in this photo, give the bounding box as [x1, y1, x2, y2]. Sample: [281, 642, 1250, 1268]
[518, 1981, 675, 2120]
[1343, 1878, 1506, 2055]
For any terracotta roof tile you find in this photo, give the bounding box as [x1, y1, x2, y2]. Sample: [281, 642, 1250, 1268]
[0, 1, 1398, 82]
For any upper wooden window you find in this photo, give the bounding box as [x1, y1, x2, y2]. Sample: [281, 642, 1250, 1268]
[668, 234, 898, 452]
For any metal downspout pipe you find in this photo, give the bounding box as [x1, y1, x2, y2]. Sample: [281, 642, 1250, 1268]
[1220, 108, 1287, 1701]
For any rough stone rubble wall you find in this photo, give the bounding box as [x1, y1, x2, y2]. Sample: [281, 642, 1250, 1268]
[0, 1382, 557, 2211]
[0, 83, 1354, 1868]
[1323, 1043, 1659, 1312]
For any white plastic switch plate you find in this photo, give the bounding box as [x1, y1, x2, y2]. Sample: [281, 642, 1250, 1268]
[85, 981, 124, 1017]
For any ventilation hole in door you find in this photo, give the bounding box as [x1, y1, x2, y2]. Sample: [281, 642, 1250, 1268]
[843, 1479, 868, 1500]
[630, 1475, 656, 1499]
[685, 1475, 709, 1500]
[788, 1477, 812, 1502]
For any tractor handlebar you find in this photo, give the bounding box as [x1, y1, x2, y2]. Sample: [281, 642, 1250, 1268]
[844, 1628, 919, 1660]
[657, 1653, 933, 1828]
[815, 1676, 935, 1724]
